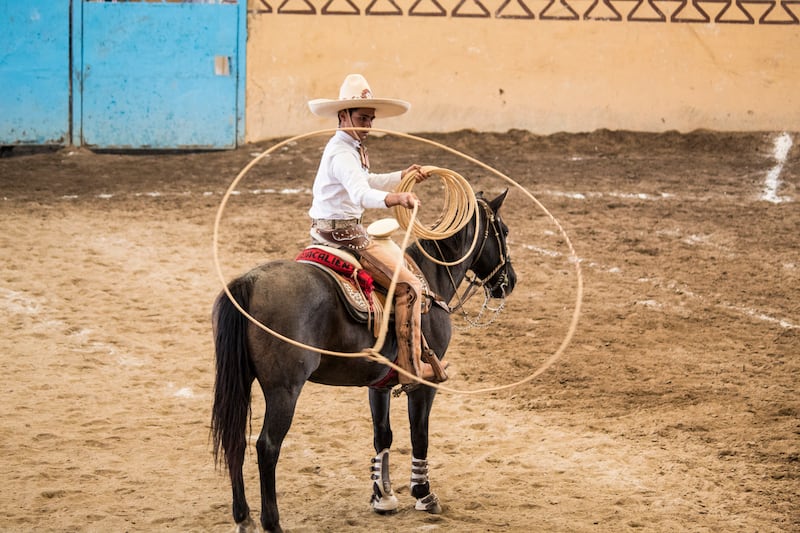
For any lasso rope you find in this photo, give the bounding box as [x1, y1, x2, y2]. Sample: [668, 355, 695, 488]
[213, 127, 584, 395]
[393, 165, 481, 267]
[393, 166, 475, 240]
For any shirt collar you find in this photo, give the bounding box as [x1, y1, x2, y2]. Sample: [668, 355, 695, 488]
[335, 129, 361, 148]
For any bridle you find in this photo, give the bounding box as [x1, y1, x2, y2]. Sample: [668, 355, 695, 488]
[441, 197, 513, 328]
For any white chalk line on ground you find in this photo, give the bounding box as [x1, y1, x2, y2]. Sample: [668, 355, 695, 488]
[520, 244, 798, 331]
[761, 132, 793, 204]
[3, 133, 794, 204]
[543, 190, 675, 201]
[0, 184, 784, 203]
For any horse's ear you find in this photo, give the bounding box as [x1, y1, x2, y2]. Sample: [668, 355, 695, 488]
[489, 189, 509, 212]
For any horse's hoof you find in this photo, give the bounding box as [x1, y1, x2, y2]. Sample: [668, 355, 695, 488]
[233, 516, 259, 533]
[371, 492, 399, 514]
[415, 492, 443, 514]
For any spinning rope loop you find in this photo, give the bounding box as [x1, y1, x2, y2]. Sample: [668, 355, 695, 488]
[213, 127, 584, 395]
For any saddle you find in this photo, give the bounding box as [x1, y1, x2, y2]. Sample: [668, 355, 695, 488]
[295, 219, 436, 337]
[296, 244, 378, 321]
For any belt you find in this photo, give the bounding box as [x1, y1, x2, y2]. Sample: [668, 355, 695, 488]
[312, 218, 362, 230]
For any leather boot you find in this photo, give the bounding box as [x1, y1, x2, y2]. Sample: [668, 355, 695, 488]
[393, 282, 421, 385]
[358, 246, 428, 388]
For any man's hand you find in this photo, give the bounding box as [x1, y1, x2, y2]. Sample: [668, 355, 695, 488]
[385, 192, 420, 209]
[401, 164, 430, 183]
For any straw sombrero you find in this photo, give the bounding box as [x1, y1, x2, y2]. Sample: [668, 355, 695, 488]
[308, 74, 410, 119]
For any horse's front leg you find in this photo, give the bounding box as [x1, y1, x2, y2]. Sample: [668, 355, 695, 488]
[368, 387, 398, 513]
[407, 386, 443, 514]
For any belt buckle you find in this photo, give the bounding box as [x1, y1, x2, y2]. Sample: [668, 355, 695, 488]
[313, 218, 360, 230]
[334, 218, 359, 229]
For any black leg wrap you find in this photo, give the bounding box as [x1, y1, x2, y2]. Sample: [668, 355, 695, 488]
[411, 481, 430, 499]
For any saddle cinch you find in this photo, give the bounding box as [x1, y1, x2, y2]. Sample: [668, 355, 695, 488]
[295, 218, 435, 337]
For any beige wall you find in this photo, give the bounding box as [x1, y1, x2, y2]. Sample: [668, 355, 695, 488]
[245, 0, 800, 141]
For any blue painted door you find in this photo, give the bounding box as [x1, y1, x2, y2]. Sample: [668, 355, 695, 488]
[75, 1, 245, 149]
[0, 1, 71, 145]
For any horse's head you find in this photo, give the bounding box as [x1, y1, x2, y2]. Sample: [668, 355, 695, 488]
[469, 190, 516, 299]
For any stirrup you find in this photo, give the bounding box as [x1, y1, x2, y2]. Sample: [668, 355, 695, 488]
[393, 382, 420, 397]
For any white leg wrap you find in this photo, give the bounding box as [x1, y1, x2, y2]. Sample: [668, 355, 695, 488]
[370, 448, 398, 513]
[410, 456, 429, 489]
[411, 457, 443, 514]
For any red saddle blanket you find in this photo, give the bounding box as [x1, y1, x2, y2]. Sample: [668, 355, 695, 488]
[295, 247, 375, 302]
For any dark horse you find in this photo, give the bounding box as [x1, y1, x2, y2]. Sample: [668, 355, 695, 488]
[211, 191, 516, 533]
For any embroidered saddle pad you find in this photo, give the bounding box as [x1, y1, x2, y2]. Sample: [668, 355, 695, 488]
[295, 244, 436, 333]
[295, 246, 380, 329]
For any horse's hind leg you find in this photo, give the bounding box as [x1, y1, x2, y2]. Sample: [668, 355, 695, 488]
[256, 385, 303, 533]
[408, 386, 443, 514]
[230, 458, 257, 532]
[368, 388, 398, 513]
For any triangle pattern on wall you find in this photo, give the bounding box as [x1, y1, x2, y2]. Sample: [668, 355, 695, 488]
[408, 0, 448, 16]
[248, 0, 799, 23]
[365, 0, 403, 15]
[276, 0, 316, 14]
[452, 0, 492, 17]
[321, 0, 360, 14]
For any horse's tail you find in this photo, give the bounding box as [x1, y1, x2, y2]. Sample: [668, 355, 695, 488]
[211, 275, 255, 477]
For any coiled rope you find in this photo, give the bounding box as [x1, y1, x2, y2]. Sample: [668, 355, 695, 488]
[213, 127, 584, 395]
[393, 165, 480, 267]
[393, 166, 475, 240]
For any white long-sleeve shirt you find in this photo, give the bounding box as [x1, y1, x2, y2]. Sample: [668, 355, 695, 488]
[308, 131, 401, 220]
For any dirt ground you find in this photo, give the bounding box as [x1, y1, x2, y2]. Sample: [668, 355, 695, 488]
[1, 129, 798, 532]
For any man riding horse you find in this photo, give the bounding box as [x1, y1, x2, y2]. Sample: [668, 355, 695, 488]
[212, 84, 517, 528]
[307, 73, 449, 389]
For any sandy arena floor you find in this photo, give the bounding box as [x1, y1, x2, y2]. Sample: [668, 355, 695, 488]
[1, 129, 798, 532]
